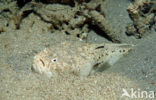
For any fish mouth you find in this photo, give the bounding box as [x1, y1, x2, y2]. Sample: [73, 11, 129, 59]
[32, 63, 53, 78]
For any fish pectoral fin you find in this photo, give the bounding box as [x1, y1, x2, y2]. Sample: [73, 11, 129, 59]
[89, 62, 111, 75]
[79, 61, 95, 77]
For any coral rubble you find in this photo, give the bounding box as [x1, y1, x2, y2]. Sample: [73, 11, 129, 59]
[126, 0, 156, 38]
[0, 0, 122, 42]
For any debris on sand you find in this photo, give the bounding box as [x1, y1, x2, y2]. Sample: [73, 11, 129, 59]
[126, 0, 156, 38]
[0, 0, 122, 42]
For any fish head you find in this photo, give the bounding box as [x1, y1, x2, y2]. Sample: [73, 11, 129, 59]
[32, 48, 61, 78]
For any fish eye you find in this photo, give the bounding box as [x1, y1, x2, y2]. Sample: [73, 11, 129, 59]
[51, 58, 57, 63]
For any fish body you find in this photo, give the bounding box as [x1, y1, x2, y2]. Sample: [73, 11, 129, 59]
[33, 42, 133, 77]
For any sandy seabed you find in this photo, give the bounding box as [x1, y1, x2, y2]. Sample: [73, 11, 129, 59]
[0, 0, 156, 100]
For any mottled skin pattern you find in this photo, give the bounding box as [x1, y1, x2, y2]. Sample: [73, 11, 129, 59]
[33, 41, 133, 77]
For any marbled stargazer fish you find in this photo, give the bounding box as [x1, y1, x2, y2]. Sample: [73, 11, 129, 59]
[32, 41, 133, 77]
